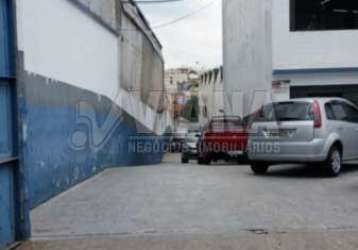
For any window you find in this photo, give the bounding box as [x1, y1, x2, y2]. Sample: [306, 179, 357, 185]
[255, 102, 313, 122]
[209, 119, 243, 132]
[324, 101, 358, 122]
[325, 103, 336, 120]
[290, 0, 358, 31]
[329, 101, 348, 121]
[342, 102, 358, 123]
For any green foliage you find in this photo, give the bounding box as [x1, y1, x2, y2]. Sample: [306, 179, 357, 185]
[182, 95, 199, 122]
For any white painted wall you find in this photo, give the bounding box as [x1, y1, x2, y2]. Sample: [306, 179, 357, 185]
[213, 71, 224, 116]
[272, 0, 358, 70]
[198, 68, 224, 125]
[223, 0, 273, 117]
[16, 0, 119, 101]
[16, 0, 172, 135]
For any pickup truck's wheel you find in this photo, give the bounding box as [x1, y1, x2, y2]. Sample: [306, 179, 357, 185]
[325, 146, 342, 177]
[198, 155, 211, 165]
[251, 162, 269, 175]
[181, 156, 189, 164]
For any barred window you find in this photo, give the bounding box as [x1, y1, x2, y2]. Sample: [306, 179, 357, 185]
[290, 0, 358, 31]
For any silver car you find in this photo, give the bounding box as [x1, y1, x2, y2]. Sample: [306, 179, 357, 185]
[248, 98, 358, 176]
[181, 129, 201, 163]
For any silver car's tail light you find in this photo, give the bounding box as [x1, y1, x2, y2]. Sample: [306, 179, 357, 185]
[313, 100, 322, 128]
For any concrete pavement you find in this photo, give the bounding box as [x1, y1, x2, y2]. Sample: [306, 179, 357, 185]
[17, 231, 358, 250]
[21, 154, 358, 249]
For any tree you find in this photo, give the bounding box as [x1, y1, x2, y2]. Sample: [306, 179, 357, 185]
[182, 95, 199, 122]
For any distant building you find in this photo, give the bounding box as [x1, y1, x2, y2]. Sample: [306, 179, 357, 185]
[165, 68, 199, 94]
[165, 68, 199, 118]
[171, 80, 200, 120]
[223, 0, 358, 116]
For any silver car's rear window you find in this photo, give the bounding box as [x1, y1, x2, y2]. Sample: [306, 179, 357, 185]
[255, 102, 313, 122]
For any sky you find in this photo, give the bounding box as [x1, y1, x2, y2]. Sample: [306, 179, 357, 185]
[139, 0, 223, 70]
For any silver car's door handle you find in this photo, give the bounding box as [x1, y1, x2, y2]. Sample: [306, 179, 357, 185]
[355, 128, 358, 132]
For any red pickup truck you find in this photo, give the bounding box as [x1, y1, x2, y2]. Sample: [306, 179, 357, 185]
[197, 116, 249, 165]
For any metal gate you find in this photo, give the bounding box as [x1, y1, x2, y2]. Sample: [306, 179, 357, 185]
[0, 0, 20, 248]
[0, 81, 16, 248]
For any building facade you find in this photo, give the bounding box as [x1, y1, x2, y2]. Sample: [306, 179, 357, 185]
[164, 68, 198, 94]
[223, 0, 358, 116]
[198, 67, 224, 125]
[164, 68, 198, 119]
[0, 0, 169, 248]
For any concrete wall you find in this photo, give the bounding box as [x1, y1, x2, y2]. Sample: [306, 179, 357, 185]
[272, 0, 358, 71]
[222, 0, 273, 117]
[120, 14, 143, 93]
[199, 67, 224, 125]
[15, 0, 169, 208]
[74, 0, 117, 30]
[120, 3, 165, 113]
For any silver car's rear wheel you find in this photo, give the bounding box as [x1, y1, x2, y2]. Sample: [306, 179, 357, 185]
[251, 162, 269, 175]
[326, 147, 342, 177]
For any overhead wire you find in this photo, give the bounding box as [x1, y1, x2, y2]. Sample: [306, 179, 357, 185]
[120, 0, 222, 68]
[120, 0, 219, 31]
[150, 0, 218, 29]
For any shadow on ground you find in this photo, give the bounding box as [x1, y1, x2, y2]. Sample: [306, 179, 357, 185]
[251, 163, 358, 179]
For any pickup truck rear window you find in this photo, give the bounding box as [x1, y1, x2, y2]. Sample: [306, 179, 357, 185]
[209, 120, 243, 132]
[255, 102, 313, 122]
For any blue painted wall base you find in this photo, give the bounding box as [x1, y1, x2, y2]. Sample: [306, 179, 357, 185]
[20, 72, 167, 208]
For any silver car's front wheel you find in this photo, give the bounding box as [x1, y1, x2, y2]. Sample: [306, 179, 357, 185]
[326, 147, 342, 177]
